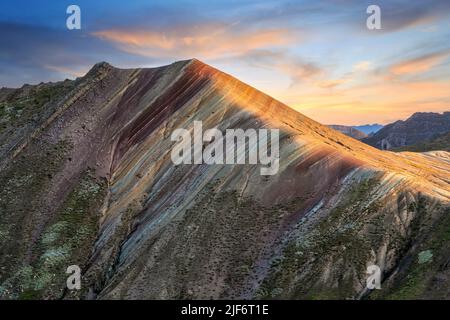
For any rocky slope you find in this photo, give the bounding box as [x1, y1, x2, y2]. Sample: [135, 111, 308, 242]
[363, 112, 450, 150]
[0, 59, 449, 300]
[328, 125, 367, 140]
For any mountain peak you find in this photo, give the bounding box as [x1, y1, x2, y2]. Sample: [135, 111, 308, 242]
[176, 58, 212, 70]
[85, 61, 114, 78]
[84, 58, 209, 78]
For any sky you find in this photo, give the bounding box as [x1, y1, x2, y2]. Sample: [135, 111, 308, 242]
[0, 0, 449, 125]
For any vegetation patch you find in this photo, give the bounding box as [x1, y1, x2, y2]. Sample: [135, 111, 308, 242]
[257, 178, 381, 299]
[0, 80, 74, 134]
[378, 203, 450, 299]
[418, 250, 433, 264]
[0, 166, 107, 299]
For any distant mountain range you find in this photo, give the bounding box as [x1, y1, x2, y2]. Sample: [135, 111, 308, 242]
[327, 124, 383, 140]
[363, 112, 450, 150]
[353, 124, 384, 135]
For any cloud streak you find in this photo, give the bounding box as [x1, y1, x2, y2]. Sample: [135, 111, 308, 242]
[236, 49, 323, 85]
[92, 24, 295, 60]
[389, 50, 450, 76]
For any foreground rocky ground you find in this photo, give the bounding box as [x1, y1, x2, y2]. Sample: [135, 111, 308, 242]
[0, 60, 449, 299]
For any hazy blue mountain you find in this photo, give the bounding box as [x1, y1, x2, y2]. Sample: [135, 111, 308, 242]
[353, 124, 384, 135]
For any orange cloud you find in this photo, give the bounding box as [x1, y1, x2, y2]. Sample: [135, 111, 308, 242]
[315, 78, 349, 89]
[92, 25, 293, 59]
[389, 51, 450, 76]
[44, 64, 87, 78]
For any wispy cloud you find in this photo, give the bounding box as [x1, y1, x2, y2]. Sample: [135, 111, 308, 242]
[389, 50, 450, 76]
[378, 0, 450, 32]
[238, 49, 322, 85]
[239, 0, 450, 34]
[92, 24, 294, 60]
[0, 22, 159, 86]
[43, 65, 87, 78]
[353, 61, 372, 72]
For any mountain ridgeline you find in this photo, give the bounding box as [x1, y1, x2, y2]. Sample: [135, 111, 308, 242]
[363, 112, 450, 150]
[0, 60, 449, 300]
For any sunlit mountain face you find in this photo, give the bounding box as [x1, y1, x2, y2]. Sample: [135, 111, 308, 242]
[0, 1, 449, 301]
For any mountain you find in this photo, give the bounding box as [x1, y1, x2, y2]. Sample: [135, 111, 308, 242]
[363, 112, 450, 150]
[327, 124, 383, 139]
[328, 125, 368, 140]
[353, 124, 383, 135]
[0, 59, 449, 300]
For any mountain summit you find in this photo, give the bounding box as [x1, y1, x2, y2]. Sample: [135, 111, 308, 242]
[0, 59, 449, 299]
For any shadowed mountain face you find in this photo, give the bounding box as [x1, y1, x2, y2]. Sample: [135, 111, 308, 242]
[363, 112, 450, 150]
[0, 60, 449, 300]
[328, 125, 367, 140]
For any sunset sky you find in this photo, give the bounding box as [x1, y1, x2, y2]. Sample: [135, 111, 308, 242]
[1, 0, 449, 125]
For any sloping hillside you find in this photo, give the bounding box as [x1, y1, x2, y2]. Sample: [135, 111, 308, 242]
[0, 59, 449, 300]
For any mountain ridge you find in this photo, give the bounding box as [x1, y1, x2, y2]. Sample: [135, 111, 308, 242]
[363, 111, 450, 150]
[353, 124, 383, 135]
